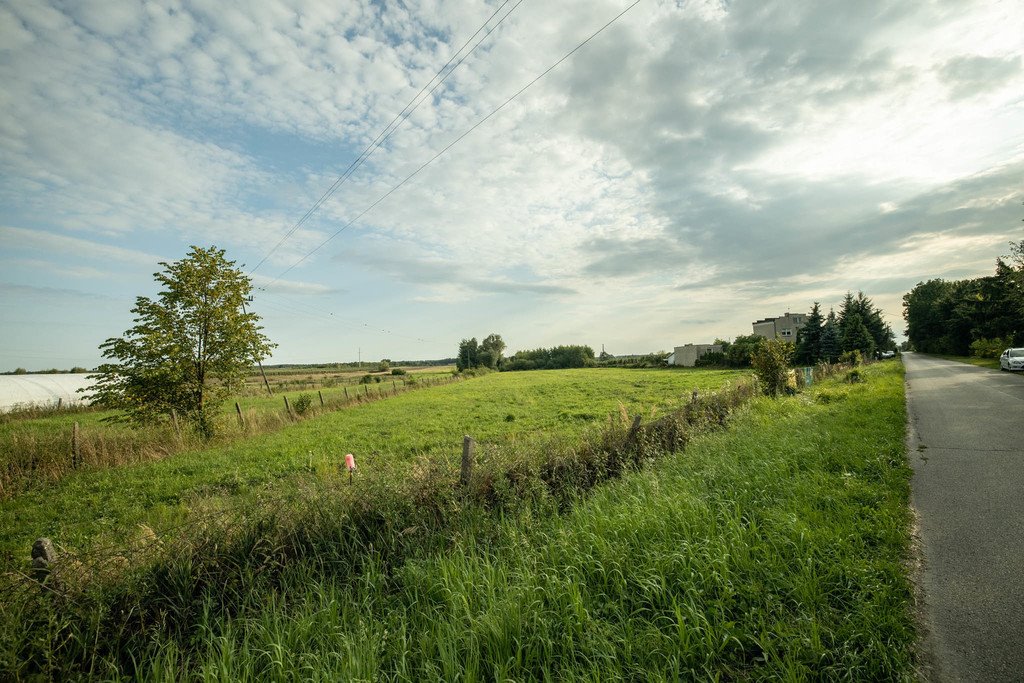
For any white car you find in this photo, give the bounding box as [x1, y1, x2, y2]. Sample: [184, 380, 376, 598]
[1000, 348, 1024, 372]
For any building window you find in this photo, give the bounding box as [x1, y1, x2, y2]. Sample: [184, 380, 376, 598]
[781, 329, 792, 337]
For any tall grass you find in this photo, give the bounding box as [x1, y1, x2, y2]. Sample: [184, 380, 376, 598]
[0, 363, 916, 680]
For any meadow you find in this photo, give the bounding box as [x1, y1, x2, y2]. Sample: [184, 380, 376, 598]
[0, 366, 455, 498]
[0, 362, 916, 680]
[0, 367, 744, 562]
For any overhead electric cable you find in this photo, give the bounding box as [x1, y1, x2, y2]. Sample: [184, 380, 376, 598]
[248, 0, 524, 276]
[268, 0, 642, 285]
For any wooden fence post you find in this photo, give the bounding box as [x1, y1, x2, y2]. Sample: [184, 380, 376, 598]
[235, 402, 245, 428]
[318, 390, 325, 406]
[364, 384, 369, 396]
[392, 380, 397, 392]
[460, 435, 475, 486]
[283, 396, 294, 419]
[71, 421, 81, 469]
[344, 386, 350, 400]
[171, 409, 181, 437]
[57, 397, 63, 410]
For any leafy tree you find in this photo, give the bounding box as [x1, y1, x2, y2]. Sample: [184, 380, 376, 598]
[86, 246, 275, 436]
[724, 334, 764, 367]
[377, 359, 391, 372]
[479, 333, 506, 369]
[794, 302, 824, 364]
[456, 338, 479, 371]
[751, 338, 794, 398]
[903, 279, 953, 352]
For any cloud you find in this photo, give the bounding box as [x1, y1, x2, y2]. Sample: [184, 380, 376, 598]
[0, 226, 163, 264]
[938, 54, 1021, 100]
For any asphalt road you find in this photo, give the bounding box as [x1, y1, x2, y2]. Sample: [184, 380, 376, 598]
[904, 353, 1024, 682]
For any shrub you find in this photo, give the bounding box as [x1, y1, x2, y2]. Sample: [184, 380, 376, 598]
[694, 351, 727, 367]
[293, 394, 313, 415]
[391, 368, 407, 375]
[970, 337, 1011, 359]
[839, 349, 863, 366]
[359, 374, 374, 385]
[377, 360, 390, 372]
[751, 338, 794, 398]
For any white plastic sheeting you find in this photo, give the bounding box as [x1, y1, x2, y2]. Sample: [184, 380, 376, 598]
[0, 374, 96, 412]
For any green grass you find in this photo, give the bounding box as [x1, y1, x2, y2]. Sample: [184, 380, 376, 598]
[929, 353, 1000, 370]
[167, 362, 912, 681]
[0, 362, 915, 680]
[0, 367, 743, 563]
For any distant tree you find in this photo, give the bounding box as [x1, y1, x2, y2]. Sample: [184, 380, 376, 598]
[724, 334, 764, 367]
[794, 302, 824, 364]
[377, 359, 391, 372]
[903, 279, 952, 352]
[479, 333, 506, 369]
[503, 345, 595, 371]
[456, 338, 479, 372]
[86, 246, 275, 436]
[13, 367, 27, 375]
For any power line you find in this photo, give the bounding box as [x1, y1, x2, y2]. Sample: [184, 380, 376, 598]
[252, 290, 437, 343]
[269, 0, 642, 285]
[248, 0, 525, 276]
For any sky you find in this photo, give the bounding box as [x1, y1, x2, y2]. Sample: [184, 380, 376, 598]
[1, 0, 1022, 369]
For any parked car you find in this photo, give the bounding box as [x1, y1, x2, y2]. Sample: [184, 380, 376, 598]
[999, 348, 1024, 371]
[880, 350, 895, 359]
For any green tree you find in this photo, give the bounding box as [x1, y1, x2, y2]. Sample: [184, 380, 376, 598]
[751, 338, 794, 398]
[820, 310, 840, 363]
[456, 338, 479, 371]
[725, 334, 764, 367]
[794, 302, 824, 364]
[86, 246, 275, 436]
[842, 314, 876, 357]
[479, 333, 506, 369]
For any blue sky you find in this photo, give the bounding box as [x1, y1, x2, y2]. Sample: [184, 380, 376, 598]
[1, 0, 1022, 370]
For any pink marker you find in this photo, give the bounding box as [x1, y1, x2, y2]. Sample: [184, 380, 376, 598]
[345, 453, 356, 472]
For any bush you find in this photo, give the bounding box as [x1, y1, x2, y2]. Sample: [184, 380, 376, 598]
[751, 339, 794, 398]
[839, 350, 863, 366]
[694, 351, 727, 368]
[377, 360, 390, 372]
[970, 337, 1011, 359]
[293, 394, 313, 415]
[391, 368, 407, 375]
[359, 374, 374, 385]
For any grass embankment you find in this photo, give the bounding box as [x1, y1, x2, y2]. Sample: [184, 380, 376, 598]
[0, 368, 742, 562]
[1, 362, 914, 680]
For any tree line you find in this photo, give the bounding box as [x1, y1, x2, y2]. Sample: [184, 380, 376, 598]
[903, 242, 1023, 356]
[455, 335, 597, 372]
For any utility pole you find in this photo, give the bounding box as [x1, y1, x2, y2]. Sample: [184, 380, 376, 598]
[242, 296, 273, 396]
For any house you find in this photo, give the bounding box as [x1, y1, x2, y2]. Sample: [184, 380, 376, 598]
[752, 312, 807, 341]
[668, 343, 723, 367]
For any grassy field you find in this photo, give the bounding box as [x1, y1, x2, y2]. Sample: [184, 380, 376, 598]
[0, 368, 455, 498]
[0, 367, 744, 563]
[0, 361, 915, 680]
